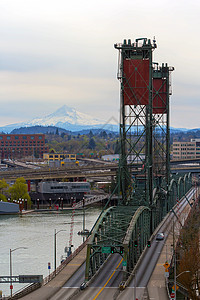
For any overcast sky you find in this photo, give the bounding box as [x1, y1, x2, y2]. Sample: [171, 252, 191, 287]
[0, 0, 200, 128]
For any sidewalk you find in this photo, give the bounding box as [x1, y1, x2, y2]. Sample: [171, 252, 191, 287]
[20, 245, 87, 300]
[147, 198, 192, 300]
[147, 232, 172, 300]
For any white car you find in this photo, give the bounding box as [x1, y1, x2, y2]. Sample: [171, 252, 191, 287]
[156, 232, 164, 240]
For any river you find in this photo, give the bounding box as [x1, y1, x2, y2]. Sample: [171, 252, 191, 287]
[0, 207, 101, 297]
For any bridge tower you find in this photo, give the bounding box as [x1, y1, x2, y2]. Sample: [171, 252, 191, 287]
[114, 38, 174, 214]
[85, 38, 177, 282]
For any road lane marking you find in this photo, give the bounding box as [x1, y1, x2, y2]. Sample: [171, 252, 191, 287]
[92, 257, 123, 300]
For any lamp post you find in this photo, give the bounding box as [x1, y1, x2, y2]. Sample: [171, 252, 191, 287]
[61, 198, 63, 209]
[37, 198, 39, 210]
[175, 270, 190, 300]
[49, 198, 51, 209]
[10, 247, 27, 298]
[25, 199, 27, 210]
[176, 270, 190, 279]
[54, 229, 67, 272]
[82, 197, 85, 231]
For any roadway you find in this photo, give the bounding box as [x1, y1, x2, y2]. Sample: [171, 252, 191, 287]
[48, 188, 195, 300]
[48, 234, 168, 300]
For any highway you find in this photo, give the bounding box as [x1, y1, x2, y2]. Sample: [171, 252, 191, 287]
[48, 188, 195, 300]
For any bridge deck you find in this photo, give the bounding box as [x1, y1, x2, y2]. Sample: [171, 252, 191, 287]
[20, 245, 87, 300]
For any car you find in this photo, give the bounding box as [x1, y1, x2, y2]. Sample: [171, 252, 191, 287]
[156, 232, 164, 240]
[119, 281, 126, 291]
[80, 282, 87, 290]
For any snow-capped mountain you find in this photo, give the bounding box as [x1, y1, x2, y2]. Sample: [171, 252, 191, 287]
[0, 105, 119, 133]
[25, 105, 108, 127]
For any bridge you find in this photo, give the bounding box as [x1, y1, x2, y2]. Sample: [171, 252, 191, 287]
[0, 163, 118, 181]
[6, 38, 199, 300]
[0, 158, 198, 184]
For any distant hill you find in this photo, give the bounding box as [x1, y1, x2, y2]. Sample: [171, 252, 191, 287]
[72, 128, 118, 135]
[10, 125, 69, 135]
[10, 125, 118, 136]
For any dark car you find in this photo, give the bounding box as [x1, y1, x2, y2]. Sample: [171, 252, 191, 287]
[80, 282, 86, 290]
[156, 232, 164, 240]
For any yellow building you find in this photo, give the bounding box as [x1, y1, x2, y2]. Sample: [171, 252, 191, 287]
[43, 153, 76, 161]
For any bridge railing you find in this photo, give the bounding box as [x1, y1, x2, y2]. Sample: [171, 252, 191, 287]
[75, 195, 108, 208]
[43, 237, 89, 285]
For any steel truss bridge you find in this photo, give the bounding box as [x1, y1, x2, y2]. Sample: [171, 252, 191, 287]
[83, 38, 194, 286]
[85, 172, 192, 281]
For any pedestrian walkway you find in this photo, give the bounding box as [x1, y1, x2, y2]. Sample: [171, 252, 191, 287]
[20, 245, 87, 300]
[147, 232, 172, 300]
[147, 199, 192, 300]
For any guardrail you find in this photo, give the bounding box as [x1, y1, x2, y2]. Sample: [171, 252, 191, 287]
[5, 282, 41, 300]
[43, 237, 89, 285]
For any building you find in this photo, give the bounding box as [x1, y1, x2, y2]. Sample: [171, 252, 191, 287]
[172, 139, 200, 160]
[0, 134, 48, 159]
[43, 153, 76, 162]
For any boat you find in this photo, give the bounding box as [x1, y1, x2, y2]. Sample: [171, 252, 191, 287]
[0, 201, 19, 214]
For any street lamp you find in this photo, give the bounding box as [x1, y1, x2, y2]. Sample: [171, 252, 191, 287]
[10, 247, 27, 298]
[54, 229, 67, 272]
[176, 270, 190, 278]
[174, 270, 191, 300]
[37, 198, 40, 210]
[61, 198, 63, 209]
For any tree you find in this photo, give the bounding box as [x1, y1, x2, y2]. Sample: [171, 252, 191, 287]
[49, 148, 56, 153]
[176, 204, 200, 299]
[89, 138, 96, 150]
[0, 179, 9, 201]
[9, 177, 32, 208]
[89, 130, 93, 138]
[102, 131, 107, 139]
[114, 139, 120, 154]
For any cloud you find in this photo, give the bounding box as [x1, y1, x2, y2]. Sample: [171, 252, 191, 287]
[0, 0, 200, 128]
[0, 71, 119, 122]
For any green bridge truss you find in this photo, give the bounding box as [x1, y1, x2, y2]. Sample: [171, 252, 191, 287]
[85, 173, 192, 281]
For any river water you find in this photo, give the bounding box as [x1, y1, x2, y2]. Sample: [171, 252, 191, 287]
[0, 207, 101, 297]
